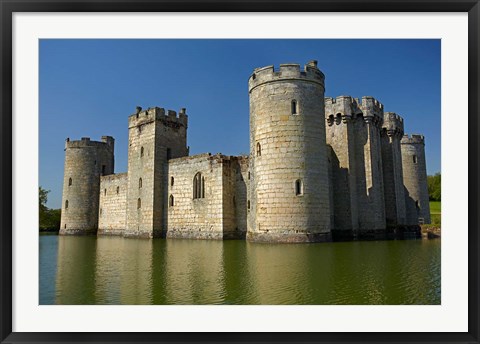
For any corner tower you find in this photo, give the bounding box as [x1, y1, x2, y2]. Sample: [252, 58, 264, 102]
[247, 60, 331, 242]
[124, 106, 188, 238]
[401, 134, 431, 224]
[60, 136, 115, 235]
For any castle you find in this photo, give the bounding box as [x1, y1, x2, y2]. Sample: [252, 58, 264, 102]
[59, 60, 430, 243]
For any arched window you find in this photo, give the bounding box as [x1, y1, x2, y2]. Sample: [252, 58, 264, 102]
[256, 142, 261, 156]
[116, 186, 120, 194]
[169, 194, 174, 207]
[139, 178, 142, 189]
[65, 200, 69, 209]
[291, 99, 298, 115]
[170, 176, 174, 187]
[193, 172, 204, 199]
[413, 155, 418, 164]
[137, 198, 141, 209]
[140, 146, 144, 157]
[68, 178, 72, 186]
[295, 179, 303, 196]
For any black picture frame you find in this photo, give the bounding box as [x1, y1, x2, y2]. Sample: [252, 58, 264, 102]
[1, 1, 479, 343]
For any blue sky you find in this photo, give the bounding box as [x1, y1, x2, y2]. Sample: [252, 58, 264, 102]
[40, 39, 441, 209]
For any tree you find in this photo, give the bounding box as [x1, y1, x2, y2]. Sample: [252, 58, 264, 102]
[427, 173, 441, 201]
[39, 187, 61, 231]
[39, 187, 50, 229]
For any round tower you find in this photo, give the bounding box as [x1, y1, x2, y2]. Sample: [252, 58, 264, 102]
[400, 134, 431, 225]
[60, 136, 115, 235]
[247, 60, 331, 243]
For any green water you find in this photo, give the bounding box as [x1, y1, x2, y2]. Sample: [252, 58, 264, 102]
[39, 235, 440, 305]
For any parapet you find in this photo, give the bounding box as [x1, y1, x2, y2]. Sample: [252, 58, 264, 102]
[248, 60, 325, 93]
[360, 96, 384, 118]
[401, 134, 425, 145]
[382, 112, 404, 136]
[325, 95, 383, 126]
[325, 95, 362, 118]
[65, 136, 115, 150]
[128, 106, 188, 129]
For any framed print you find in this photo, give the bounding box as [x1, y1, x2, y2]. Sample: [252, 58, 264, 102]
[1, 1, 479, 343]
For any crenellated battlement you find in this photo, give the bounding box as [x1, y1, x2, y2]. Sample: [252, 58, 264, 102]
[65, 136, 114, 150]
[325, 95, 383, 126]
[128, 106, 188, 129]
[325, 95, 362, 119]
[382, 112, 404, 136]
[401, 134, 425, 145]
[248, 60, 325, 93]
[361, 96, 384, 116]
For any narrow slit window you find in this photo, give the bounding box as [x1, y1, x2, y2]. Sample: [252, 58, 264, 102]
[137, 198, 141, 209]
[413, 155, 418, 164]
[295, 179, 303, 196]
[116, 186, 119, 194]
[169, 194, 174, 207]
[68, 178, 72, 186]
[256, 142, 261, 156]
[247, 200, 251, 210]
[104, 189, 107, 196]
[65, 200, 69, 209]
[171, 177, 174, 187]
[140, 146, 144, 158]
[291, 100, 298, 115]
[139, 178, 142, 189]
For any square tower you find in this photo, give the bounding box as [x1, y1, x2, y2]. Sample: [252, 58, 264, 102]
[124, 107, 188, 238]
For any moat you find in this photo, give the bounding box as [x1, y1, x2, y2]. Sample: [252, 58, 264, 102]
[40, 235, 440, 305]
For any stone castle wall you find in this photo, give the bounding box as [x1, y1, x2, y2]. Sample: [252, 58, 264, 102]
[247, 61, 331, 243]
[381, 112, 407, 226]
[325, 96, 387, 237]
[59, 59, 432, 242]
[98, 173, 128, 235]
[401, 135, 431, 225]
[125, 107, 188, 238]
[166, 153, 245, 239]
[60, 136, 114, 235]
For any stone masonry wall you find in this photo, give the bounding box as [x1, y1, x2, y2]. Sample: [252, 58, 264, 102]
[381, 112, 407, 226]
[248, 61, 331, 243]
[60, 136, 114, 235]
[166, 153, 242, 239]
[98, 173, 128, 235]
[401, 135, 431, 225]
[125, 107, 188, 238]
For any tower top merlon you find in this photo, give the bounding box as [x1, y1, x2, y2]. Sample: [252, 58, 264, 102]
[361, 96, 384, 120]
[382, 112, 404, 136]
[65, 136, 114, 149]
[401, 134, 425, 145]
[101, 136, 115, 147]
[325, 95, 362, 118]
[248, 60, 325, 93]
[128, 106, 188, 129]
